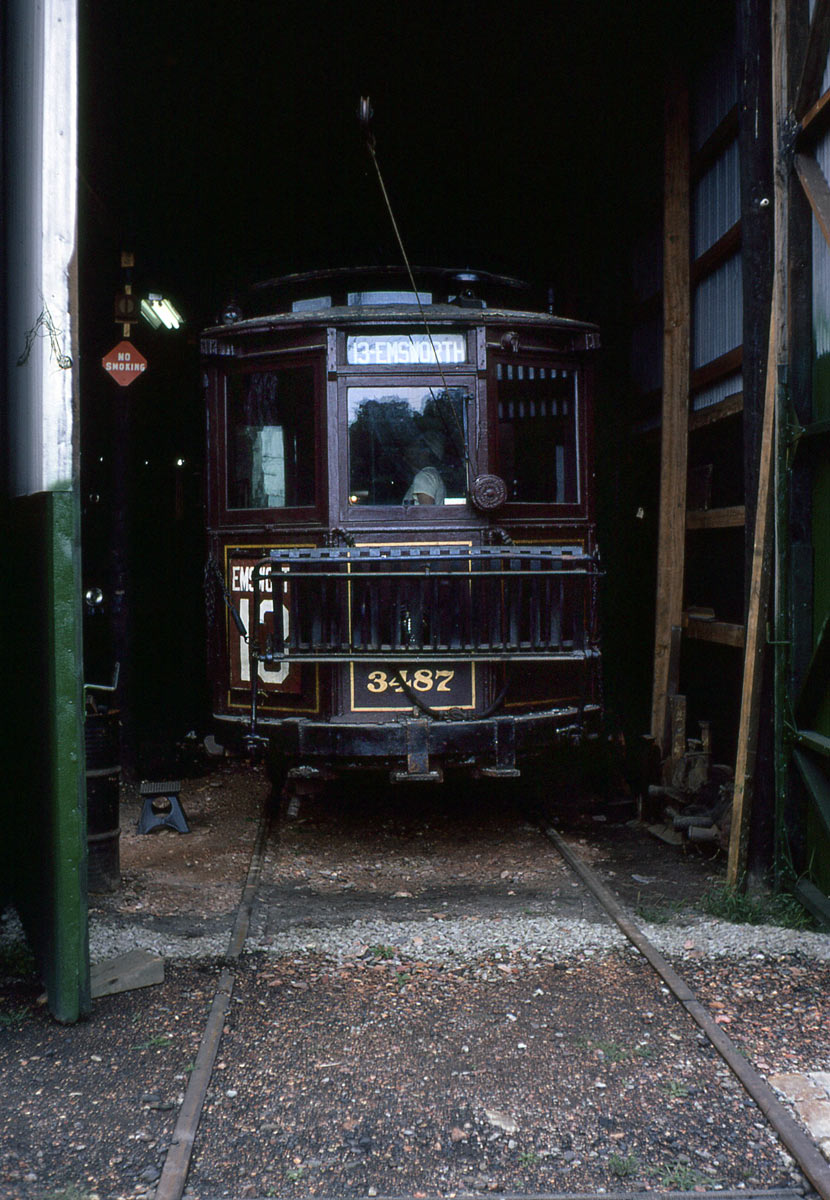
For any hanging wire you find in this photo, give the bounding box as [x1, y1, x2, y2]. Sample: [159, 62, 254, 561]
[359, 97, 478, 485]
[17, 305, 73, 369]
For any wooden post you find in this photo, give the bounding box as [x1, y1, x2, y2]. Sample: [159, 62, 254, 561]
[728, 318, 777, 884]
[728, 0, 789, 885]
[650, 72, 690, 756]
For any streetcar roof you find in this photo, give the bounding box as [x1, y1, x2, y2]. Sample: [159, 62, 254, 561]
[203, 303, 600, 337]
[203, 265, 600, 342]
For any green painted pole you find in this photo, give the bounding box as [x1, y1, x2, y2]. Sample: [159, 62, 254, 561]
[46, 489, 90, 1021]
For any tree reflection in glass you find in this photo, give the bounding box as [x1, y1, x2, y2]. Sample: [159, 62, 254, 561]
[347, 386, 468, 506]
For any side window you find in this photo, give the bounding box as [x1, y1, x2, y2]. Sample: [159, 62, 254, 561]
[227, 366, 315, 509]
[496, 363, 579, 503]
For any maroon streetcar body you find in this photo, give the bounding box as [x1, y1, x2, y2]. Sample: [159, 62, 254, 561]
[201, 267, 602, 783]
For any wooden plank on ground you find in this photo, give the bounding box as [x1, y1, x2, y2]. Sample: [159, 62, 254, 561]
[651, 72, 691, 755]
[91, 949, 165, 999]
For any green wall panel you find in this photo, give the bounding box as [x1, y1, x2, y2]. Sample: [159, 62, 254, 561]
[1, 492, 90, 1021]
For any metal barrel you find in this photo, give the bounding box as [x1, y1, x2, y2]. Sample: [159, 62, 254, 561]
[85, 710, 121, 892]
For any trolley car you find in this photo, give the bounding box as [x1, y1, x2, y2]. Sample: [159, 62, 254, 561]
[201, 266, 601, 787]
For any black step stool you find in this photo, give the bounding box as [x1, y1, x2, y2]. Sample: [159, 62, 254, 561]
[138, 780, 189, 834]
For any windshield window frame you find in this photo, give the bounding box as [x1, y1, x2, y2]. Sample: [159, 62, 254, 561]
[336, 371, 480, 524]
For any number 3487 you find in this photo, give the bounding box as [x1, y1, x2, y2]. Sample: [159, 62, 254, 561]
[366, 668, 455, 694]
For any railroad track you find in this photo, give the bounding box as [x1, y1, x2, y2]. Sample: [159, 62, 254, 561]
[150, 792, 830, 1200]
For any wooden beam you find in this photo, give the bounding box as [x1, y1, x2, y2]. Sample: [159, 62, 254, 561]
[692, 222, 742, 284]
[794, 0, 830, 119]
[728, 317, 776, 885]
[794, 729, 830, 758]
[690, 346, 743, 393]
[794, 151, 830, 250]
[651, 73, 691, 755]
[682, 616, 746, 648]
[728, 0, 788, 887]
[691, 105, 740, 180]
[686, 505, 746, 530]
[793, 878, 830, 930]
[688, 391, 743, 430]
[795, 615, 830, 725]
[792, 748, 830, 841]
[798, 85, 830, 143]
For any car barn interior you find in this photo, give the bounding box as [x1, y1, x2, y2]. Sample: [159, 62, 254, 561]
[2, 0, 829, 1025]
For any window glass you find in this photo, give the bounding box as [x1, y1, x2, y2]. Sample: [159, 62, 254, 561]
[348, 385, 468, 506]
[496, 364, 579, 503]
[227, 366, 315, 509]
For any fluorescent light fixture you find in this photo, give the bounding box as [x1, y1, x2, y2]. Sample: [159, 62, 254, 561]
[141, 293, 183, 330]
[140, 298, 162, 329]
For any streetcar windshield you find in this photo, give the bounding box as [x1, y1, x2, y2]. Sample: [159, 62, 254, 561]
[226, 366, 316, 509]
[347, 385, 468, 506]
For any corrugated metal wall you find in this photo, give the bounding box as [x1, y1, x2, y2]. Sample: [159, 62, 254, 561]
[812, 131, 830, 360]
[692, 40, 739, 150]
[691, 42, 742, 413]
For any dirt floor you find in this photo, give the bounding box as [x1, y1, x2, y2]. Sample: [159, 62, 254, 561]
[1, 759, 828, 1200]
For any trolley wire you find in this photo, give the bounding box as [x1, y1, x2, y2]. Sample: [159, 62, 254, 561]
[359, 97, 479, 487]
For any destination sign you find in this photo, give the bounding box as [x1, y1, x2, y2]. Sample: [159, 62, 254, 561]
[347, 333, 467, 366]
[227, 552, 301, 698]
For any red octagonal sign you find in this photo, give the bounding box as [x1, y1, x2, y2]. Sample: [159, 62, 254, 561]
[102, 340, 148, 387]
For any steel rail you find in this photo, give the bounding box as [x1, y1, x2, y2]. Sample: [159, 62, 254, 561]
[146, 794, 829, 1200]
[542, 823, 830, 1200]
[153, 804, 273, 1200]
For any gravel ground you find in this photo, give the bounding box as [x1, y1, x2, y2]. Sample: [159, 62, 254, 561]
[185, 950, 826, 1200]
[1, 760, 829, 1200]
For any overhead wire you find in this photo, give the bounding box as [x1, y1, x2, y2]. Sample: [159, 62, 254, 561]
[360, 98, 478, 486]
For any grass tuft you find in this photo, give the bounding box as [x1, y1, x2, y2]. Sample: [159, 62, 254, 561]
[657, 1160, 713, 1189]
[0, 1005, 30, 1028]
[608, 1152, 638, 1178]
[635, 897, 684, 924]
[700, 883, 814, 929]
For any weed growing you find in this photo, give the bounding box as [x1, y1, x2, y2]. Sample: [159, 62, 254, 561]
[0, 1005, 29, 1028]
[661, 1079, 690, 1098]
[635, 897, 684, 924]
[608, 1152, 639, 1178]
[0, 939, 36, 979]
[40, 1189, 99, 1200]
[701, 883, 813, 929]
[366, 944, 396, 960]
[657, 1159, 713, 1189]
[595, 1039, 630, 1062]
